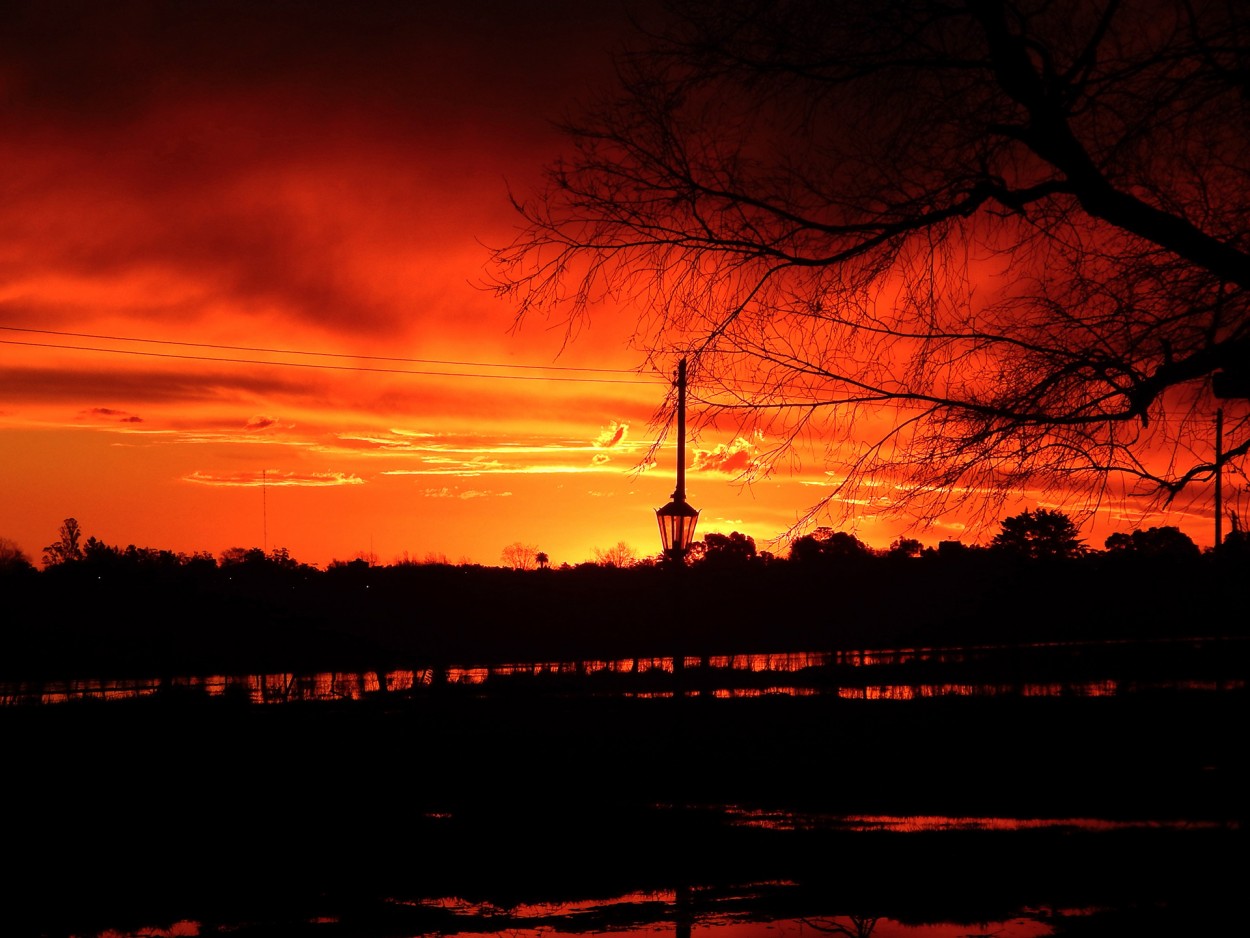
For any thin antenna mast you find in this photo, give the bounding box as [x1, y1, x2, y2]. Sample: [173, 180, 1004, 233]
[674, 357, 687, 502]
[1215, 408, 1223, 552]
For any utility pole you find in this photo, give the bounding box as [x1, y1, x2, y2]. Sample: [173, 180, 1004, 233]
[1215, 408, 1223, 552]
[675, 357, 688, 505]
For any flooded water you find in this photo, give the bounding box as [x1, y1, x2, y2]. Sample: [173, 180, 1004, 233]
[84, 895, 1064, 938]
[58, 808, 1235, 938]
[7, 637, 1243, 938]
[4, 635, 1244, 706]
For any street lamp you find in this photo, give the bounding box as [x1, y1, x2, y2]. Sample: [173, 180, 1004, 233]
[656, 357, 700, 563]
[1212, 358, 1250, 551]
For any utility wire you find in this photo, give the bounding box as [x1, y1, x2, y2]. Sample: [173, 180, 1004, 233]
[0, 338, 661, 385]
[0, 325, 645, 376]
[0, 325, 662, 385]
[7, 325, 1231, 417]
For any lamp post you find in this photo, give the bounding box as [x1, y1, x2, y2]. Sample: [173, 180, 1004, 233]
[655, 357, 700, 564]
[1212, 359, 1250, 552]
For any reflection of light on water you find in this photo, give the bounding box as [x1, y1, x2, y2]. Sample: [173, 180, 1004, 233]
[4, 637, 1244, 706]
[9, 669, 1244, 706]
[99, 922, 200, 937]
[707, 686, 823, 699]
[706, 651, 827, 671]
[423, 888, 675, 915]
[722, 808, 1239, 833]
[410, 887, 1059, 938]
[94, 908, 1061, 938]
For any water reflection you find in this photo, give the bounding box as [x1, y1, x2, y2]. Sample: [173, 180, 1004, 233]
[723, 810, 1237, 833]
[16, 802, 1240, 938]
[3, 636, 1243, 706]
[86, 886, 1064, 938]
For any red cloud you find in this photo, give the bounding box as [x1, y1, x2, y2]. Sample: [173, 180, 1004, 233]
[692, 436, 760, 475]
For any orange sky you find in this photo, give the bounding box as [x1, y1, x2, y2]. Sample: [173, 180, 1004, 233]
[0, 0, 1226, 568]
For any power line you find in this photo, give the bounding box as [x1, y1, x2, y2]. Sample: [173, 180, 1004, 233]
[1, 334, 662, 385]
[7, 325, 1229, 417]
[0, 325, 640, 374]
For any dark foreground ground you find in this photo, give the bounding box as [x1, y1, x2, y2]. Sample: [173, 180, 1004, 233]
[4, 553, 1247, 936]
[4, 685, 1245, 937]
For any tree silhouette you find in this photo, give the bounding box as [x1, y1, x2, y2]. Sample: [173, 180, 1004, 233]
[1105, 525, 1200, 560]
[789, 528, 873, 563]
[593, 541, 639, 567]
[501, 541, 541, 570]
[991, 508, 1086, 560]
[887, 538, 925, 560]
[697, 531, 757, 566]
[42, 517, 84, 566]
[0, 537, 35, 575]
[490, 0, 1250, 535]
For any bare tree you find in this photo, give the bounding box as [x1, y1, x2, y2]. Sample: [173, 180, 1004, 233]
[490, 0, 1250, 536]
[593, 541, 639, 567]
[501, 541, 541, 570]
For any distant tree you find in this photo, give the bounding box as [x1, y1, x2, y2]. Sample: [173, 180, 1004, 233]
[327, 557, 371, 573]
[42, 517, 84, 566]
[887, 537, 925, 559]
[0, 537, 35, 575]
[181, 550, 218, 571]
[1105, 526, 1200, 560]
[535, 551, 550, 570]
[268, 547, 299, 570]
[219, 546, 266, 566]
[1220, 527, 1250, 560]
[931, 540, 987, 560]
[789, 528, 872, 563]
[991, 509, 1086, 560]
[82, 536, 120, 563]
[501, 541, 540, 570]
[593, 541, 638, 568]
[698, 531, 757, 566]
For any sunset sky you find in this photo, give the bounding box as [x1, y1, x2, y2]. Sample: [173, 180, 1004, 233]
[0, 0, 1226, 568]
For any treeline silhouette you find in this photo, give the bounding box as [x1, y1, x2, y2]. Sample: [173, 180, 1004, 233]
[2, 512, 1247, 682]
[4, 527, 1245, 938]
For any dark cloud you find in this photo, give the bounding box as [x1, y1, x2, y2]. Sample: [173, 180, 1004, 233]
[0, 1, 636, 335]
[0, 2, 624, 125]
[0, 363, 321, 406]
[82, 406, 144, 423]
